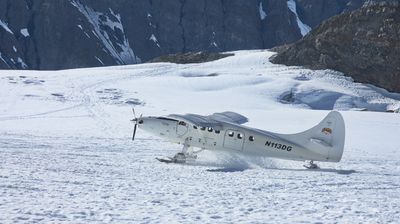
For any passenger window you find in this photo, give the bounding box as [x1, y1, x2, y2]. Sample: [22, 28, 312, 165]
[208, 127, 213, 132]
[215, 130, 220, 134]
[193, 126, 198, 129]
[237, 133, 243, 139]
[200, 127, 206, 131]
[249, 136, 255, 141]
[228, 131, 234, 137]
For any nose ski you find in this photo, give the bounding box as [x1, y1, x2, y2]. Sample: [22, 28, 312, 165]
[156, 152, 198, 164]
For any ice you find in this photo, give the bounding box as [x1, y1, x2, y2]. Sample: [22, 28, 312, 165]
[287, 0, 311, 36]
[0, 50, 399, 223]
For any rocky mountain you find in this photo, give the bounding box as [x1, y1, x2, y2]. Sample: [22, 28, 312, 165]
[0, 0, 364, 70]
[271, 0, 400, 93]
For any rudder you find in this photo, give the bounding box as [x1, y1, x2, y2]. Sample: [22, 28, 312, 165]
[280, 111, 345, 162]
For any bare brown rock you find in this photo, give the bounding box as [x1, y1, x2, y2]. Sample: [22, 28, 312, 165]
[271, 1, 400, 92]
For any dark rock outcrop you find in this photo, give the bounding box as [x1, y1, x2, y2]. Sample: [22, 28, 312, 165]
[271, 1, 400, 92]
[150, 52, 234, 64]
[0, 0, 364, 70]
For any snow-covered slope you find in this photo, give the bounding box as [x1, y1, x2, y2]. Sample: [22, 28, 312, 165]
[0, 50, 399, 223]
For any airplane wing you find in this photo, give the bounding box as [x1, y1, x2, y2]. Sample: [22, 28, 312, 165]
[167, 113, 222, 129]
[208, 111, 248, 125]
[168, 111, 248, 128]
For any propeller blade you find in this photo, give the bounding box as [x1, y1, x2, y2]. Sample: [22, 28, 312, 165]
[132, 108, 136, 119]
[132, 123, 137, 141]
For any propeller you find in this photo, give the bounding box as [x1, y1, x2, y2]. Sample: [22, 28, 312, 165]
[131, 108, 142, 141]
[131, 108, 138, 141]
[132, 122, 137, 141]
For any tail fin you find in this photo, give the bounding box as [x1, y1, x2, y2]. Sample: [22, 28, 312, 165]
[281, 111, 345, 162]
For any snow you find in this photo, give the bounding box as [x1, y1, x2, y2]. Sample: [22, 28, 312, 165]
[17, 57, 28, 69]
[149, 34, 161, 48]
[20, 28, 30, 37]
[0, 50, 399, 223]
[70, 1, 141, 64]
[0, 52, 9, 68]
[210, 31, 218, 48]
[95, 56, 104, 65]
[259, 2, 267, 20]
[0, 19, 13, 34]
[287, 0, 311, 36]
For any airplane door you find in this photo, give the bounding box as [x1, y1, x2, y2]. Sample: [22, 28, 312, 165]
[176, 121, 188, 136]
[223, 130, 244, 151]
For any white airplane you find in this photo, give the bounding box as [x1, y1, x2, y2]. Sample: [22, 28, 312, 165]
[131, 110, 345, 169]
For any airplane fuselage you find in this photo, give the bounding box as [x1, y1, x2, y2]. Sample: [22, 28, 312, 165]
[137, 115, 341, 162]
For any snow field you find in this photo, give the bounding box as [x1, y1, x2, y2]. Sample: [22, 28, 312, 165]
[0, 50, 399, 223]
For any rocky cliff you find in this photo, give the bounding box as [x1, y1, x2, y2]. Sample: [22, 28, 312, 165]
[0, 0, 363, 70]
[271, 0, 400, 92]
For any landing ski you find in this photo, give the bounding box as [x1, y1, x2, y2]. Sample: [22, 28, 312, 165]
[156, 157, 181, 164]
[303, 160, 319, 169]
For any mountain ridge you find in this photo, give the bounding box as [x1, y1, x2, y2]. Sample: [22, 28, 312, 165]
[0, 0, 363, 70]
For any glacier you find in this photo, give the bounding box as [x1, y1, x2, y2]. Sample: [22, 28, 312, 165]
[0, 50, 399, 223]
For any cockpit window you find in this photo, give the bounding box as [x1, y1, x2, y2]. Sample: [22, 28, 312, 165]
[200, 127, 206, 131]
[208, 127, 213, 132]
[193, 126, 198, 129]
[178, 121, 186, 126]
[215, 130, 220, 134]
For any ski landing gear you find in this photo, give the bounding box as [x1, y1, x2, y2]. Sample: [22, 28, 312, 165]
[303, 160, 319, 169]
[156, 138, 198, 164]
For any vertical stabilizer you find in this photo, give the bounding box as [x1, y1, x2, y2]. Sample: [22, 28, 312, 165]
[280, 111, 346, 162]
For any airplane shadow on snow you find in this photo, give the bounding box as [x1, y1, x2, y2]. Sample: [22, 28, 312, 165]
[205, 167, 357, 174]
[159, 159, 357, 174]
[206, 167, 249, 172]
[274, 168, 357, 175]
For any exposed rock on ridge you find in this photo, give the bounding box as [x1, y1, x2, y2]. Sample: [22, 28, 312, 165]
[271, 1, 400, 92]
